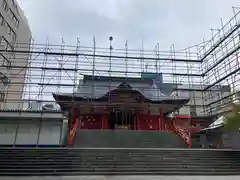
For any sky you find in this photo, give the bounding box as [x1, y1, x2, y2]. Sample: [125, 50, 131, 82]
[16, 0, 240, 50]
[14, 0, 240, 103]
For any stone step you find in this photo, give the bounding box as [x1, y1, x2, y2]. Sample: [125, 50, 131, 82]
[1, 149, 239, 154]
[1, 161, 240, 165]
[0, 163, 240, 168]
[0, 167, 240, 171]
[1, 171, 240, 176]
[0, 167, 240, 176]
[3, 152, 213, 159]
[0, 153, 239, 159]
[0, 154, 238, 160]
[0, 149, 239, 155]
[0, 159, 239, 164]
[73, 130, 187, 148]
[1, 148, 240, 176]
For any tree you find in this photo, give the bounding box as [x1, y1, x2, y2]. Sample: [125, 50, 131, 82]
[224, 92, 240, 131]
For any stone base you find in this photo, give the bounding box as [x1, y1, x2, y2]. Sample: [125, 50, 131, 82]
[1, 176, 240, 180]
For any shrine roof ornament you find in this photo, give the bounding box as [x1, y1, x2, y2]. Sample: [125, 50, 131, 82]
[117, 82, 132, 90]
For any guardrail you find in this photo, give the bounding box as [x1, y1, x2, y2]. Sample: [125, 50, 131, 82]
[67, 118, 79, 145]
[166, 120, 192, 148]
[173, 122, 192, 148]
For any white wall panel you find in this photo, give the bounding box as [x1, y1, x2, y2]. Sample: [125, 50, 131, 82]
[0, 120, 17, 145]
[15, 120, 40, 145]
[0, 119, 64, 146]
[61, 120, 68, 144]
[38, 120, 62, 145]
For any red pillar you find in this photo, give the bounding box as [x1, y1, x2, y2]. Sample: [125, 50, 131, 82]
[159, 108, 163, 131]
[79, 116, 82, 128]
[136, 113, 140, 130]
[147, 105, 150, 115]
[101, 115, 104, 129]
[158, 113, 161, 131]
[101, 107, 109, 130]
[105, 114, 109, 129]
[161, 108, 164, 131]
[134, 115, 136, 130]
[101, 114, 108, 129]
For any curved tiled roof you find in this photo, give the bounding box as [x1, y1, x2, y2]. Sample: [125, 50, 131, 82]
[53, 82, 189, 104]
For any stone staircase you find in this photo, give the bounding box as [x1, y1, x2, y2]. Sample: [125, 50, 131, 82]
[0, 148, 240, 176]
[73, 130, 187, 148]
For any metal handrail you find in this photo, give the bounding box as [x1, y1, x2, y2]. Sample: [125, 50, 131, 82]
[67, 118, 79, 145]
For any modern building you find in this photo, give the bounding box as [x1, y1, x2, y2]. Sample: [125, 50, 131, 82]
[170, 84, 232, 117]
[23, 100, 60, 111]
[0, 0, 31, 110]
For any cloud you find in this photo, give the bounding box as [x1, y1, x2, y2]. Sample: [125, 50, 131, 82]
[15, 0, 240, 100]
[17, 0, 240, 49]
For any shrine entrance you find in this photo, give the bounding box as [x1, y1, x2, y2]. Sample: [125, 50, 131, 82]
[109, 111, 136, 130]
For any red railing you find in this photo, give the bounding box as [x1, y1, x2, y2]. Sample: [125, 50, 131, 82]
[172, 121, 192, 148]
[67, 118, 79, 145]
[166, 120, 192, 148]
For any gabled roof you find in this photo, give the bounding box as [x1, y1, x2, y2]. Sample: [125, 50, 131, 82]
[200, 116, 226, 132]
[77, 81, 168, 100]
[53, 75, 189, 114]
[53, 81, 189, 105]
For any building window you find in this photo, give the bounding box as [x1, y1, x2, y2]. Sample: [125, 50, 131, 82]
[0, 37, 13, 68]
[0, 72, 9, 102]
[1, 54, 11, 69]
[190, 111, 197, 117]
[1, 36, 7, 48]
[0, 72, 9, 85]
[7, 25, 11, 35]
[14, 17, 19, 28]
[0, 36, 7, 48]
[6, 24, 16, 42]
[11, 0, 19, 15]
[2, 0, 8, 12]
[12, 32, 16, 41]
[1, 36, 14, 52]
[216, 92, 222, 99]
[12, 0, 16, 6]
[8, 44, 13, 52]
[190, 106, 197, 117]
[0, 13, 6, 27]
[7, 24, 12, 35]
[0, 14, 3, 25]
[0, 91, 5, 101]
[216, 92, 222, 105]
[10, 9, 19, 28]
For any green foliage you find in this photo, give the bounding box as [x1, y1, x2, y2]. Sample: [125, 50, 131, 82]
[224, 114, 240, 131]
[224, 94, 240, 131]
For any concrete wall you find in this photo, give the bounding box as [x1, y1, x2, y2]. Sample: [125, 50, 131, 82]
[222, 132, 240, 149]
[193, 129, 240, 149]
[174, 90, 205, 116]
[0, 119, 65, 146]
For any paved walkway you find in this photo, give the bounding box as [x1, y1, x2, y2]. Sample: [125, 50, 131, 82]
[3, 147, 239, 151]
[1, 176, 240, 180]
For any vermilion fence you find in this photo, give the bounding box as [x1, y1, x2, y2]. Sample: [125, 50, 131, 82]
[67, 118, 79, 145]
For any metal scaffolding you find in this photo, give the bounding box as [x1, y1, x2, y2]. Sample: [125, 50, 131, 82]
[0, 7, 240, 122]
